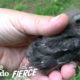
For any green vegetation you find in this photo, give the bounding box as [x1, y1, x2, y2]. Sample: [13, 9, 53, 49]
[72, 67, 80, 80]
[0, 0, 80, 80]
[0, 0, 72, 15]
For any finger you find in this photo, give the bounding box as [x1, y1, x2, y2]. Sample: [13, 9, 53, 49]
[49, 71, 62, 80]
[17, 12, 69, 36]
[0, 8, 69, 36]
[61, 63, 76, 80]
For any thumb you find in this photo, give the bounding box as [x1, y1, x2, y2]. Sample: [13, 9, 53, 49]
[0, 9, 69, 47]
[0, 8, 69, 36]
[17, 12, 69, 36]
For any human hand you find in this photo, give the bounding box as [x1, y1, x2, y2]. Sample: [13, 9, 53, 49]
[0, 8, 76, 80]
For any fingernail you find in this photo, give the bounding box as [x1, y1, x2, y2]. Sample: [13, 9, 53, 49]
[51, 13, 68, 22]
[54, 13, 66, 19]
[69, 61, 77, 69]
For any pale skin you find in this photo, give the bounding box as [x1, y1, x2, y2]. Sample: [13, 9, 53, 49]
[0, 8, 76, 80]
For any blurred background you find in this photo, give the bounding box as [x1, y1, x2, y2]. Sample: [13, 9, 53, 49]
[0, 0, 74, 15]
[0, 0, 80, 80]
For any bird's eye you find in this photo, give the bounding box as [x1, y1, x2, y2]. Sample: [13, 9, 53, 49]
[75, 18, 80, 24]
[73, 15, 80, 25]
